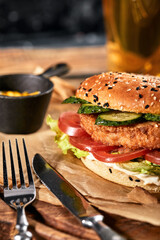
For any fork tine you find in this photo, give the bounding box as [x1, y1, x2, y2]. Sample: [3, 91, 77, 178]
[15, 139, 25, 187]
[9, 140, 17, 188]
[2, 142, 9, 189]
[22, 138, 34, 185]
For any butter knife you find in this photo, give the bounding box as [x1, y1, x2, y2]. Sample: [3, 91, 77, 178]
[32, 154, 126, 240]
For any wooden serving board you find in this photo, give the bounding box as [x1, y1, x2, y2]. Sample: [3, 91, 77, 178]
[1, 197, 160, 240]
[0, 47, 160, 240]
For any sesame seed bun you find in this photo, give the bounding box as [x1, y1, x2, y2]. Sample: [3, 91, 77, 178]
[81, 157, 160, 192]
[76, 72, 160, 115]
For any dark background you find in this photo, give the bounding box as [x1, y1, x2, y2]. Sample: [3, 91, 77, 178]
[0, 0, 105, 48]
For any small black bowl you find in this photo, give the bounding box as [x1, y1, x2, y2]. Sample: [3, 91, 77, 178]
[0, 63, 69, 134]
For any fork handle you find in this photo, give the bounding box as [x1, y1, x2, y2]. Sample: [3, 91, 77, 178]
[14, 206, 32, 240]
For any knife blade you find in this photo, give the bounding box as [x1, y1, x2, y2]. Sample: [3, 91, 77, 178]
[32, 153, 126, 240]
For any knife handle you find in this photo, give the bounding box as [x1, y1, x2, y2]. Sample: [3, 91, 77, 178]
[82, 218, 126, 240]
[91, 221, 126, 240]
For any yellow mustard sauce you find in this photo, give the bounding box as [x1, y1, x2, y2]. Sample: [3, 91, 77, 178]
[0, 91, 40, 97]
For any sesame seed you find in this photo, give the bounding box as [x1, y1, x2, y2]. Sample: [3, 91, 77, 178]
[136, 87, 140, 90]
[150, 102, 154, 106]
[145, 105, 149, 109]
[153, 96, 157, 101]
[142, 85, 148, 88]
[114, 77, 118, 80]
[83, 88, 86, 90]
[151, 93, 154, 97]
[105, 83, 108, 86]
[88, 88, 92, 92]
[135, 179, 140, 182]
[103, 102, 109, 108]
[93, 95, 98, 101]
[85, 93, 88, 97]
[139, 94, 143, 98]
[127, 89, 131, 92]
[109, 94, 111, 97]
[109, 168, 112, 173]
[143, 80, 147, 82]
[98, 87, 102, 90]
[108, 87, 112, 90]
[113, 81, 117, 84]
[129, 177, 133, 181]
[151, 88, 158, 92]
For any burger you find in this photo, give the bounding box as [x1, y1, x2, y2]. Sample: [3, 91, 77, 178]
[47, 72, 160, 192]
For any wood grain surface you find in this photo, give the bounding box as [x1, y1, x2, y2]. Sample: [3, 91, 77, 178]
[0, 46, 160, 240]
[0, 46, 107, 82]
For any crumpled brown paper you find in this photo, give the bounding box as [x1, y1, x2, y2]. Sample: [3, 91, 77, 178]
[0, 100, 160, 226]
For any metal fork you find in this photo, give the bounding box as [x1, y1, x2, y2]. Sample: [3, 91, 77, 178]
[2, 139, 36, 240]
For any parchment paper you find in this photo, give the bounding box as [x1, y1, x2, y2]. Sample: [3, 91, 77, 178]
[0, 93, 160, 226]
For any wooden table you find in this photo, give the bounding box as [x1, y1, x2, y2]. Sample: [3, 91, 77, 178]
[0, 46, 160, 240]
[0, 46, 107, 86]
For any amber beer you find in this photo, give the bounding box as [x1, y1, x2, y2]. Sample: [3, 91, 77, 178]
[103, 0, 160, 74]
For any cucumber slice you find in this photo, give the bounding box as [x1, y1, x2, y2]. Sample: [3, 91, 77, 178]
[62, 96, 90, 104]
[95, 111, 143, 126]
[78, 104, 109, 114]
[144, 113, 160, 122]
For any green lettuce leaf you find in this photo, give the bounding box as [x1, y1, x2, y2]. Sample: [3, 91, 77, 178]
[46, 115, 89, 158]
[46, 115, 160, 176]
[119, 159, 160, 176]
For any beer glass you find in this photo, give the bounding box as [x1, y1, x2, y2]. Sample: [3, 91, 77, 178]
[103, 0, 160, 74]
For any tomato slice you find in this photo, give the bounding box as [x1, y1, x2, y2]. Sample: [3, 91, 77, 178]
[69, 134, 117, 152]
[58, 112, 87, 136]
[92, 148, 150, 163]
[145, 150, 160, 165]
[58, 111, 155, 164]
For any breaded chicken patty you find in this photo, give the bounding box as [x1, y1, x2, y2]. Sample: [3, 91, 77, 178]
[80, 114, 160, 149]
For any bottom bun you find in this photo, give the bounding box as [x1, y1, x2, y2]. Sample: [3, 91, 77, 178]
[81, 157, 160, 193]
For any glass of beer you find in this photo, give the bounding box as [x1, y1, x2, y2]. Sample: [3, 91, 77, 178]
[103, 0, 160, 74]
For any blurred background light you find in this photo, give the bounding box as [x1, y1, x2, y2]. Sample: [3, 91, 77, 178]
[0, 0, 105, 48]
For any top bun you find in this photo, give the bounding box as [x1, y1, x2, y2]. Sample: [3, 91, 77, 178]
[76, 72, 160, 115]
